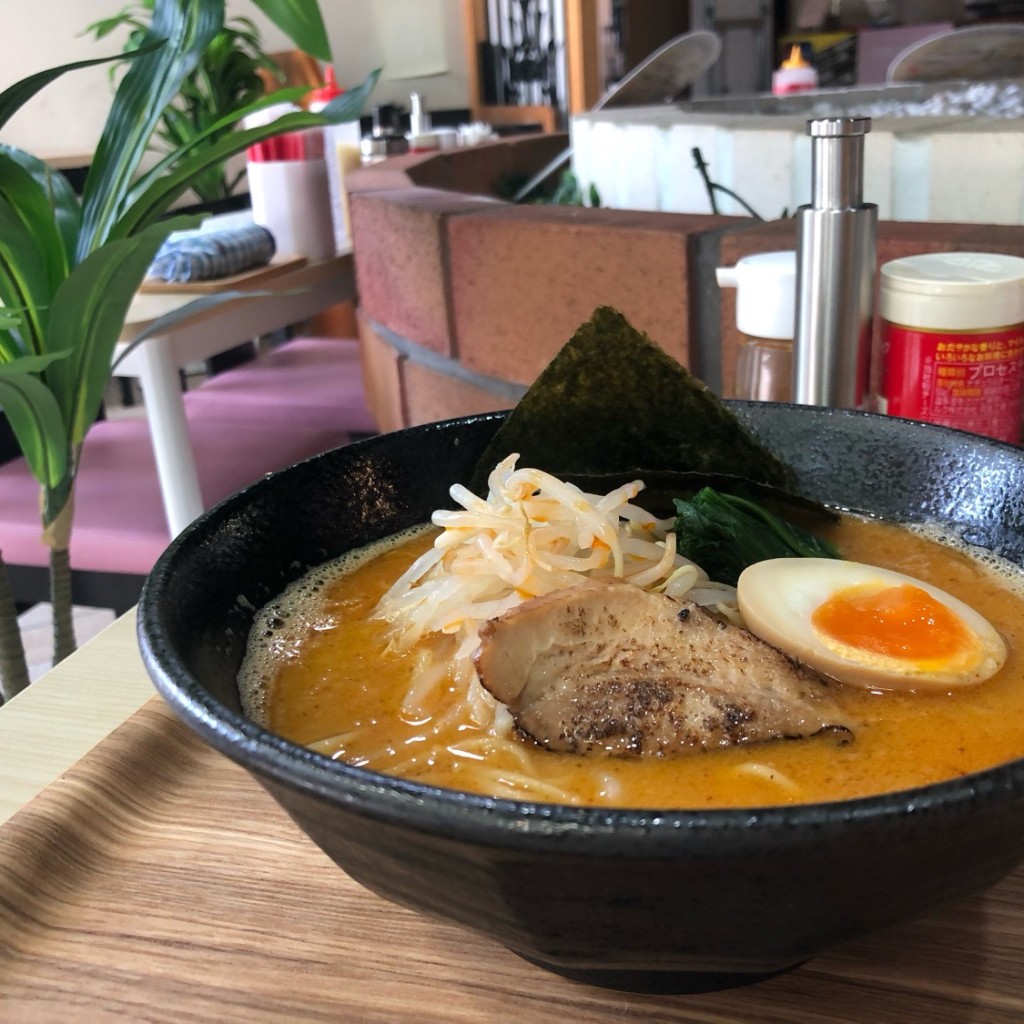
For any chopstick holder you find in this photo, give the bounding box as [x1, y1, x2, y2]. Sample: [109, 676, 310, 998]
[247, 147, 335, 262]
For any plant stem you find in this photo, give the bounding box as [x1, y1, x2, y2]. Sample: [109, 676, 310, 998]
[691, 146, 765, 221]
[0, 554, 31, 702]
[50, 547, 76, 665]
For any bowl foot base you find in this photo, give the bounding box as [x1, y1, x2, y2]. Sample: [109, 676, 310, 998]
[517, 954, 796, 994]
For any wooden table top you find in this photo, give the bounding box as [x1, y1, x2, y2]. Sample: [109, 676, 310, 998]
[2, 612, 1024, 1021]
[121, 250, 352, 338]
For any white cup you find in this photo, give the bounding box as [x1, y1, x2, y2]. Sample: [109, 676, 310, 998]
[247, 160, 336, 262]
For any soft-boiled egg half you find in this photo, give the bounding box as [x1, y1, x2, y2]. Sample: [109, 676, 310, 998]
[736, 558, 1007, 692]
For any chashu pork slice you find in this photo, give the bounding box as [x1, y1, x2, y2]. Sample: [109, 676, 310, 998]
[474, 579, 854, 757]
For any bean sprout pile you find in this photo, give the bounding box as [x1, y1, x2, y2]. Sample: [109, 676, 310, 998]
[374, 455, 737, 729]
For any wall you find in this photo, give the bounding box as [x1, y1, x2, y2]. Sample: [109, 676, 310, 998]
[0, 0, 472, 158]
[573, 82, 1024, 226]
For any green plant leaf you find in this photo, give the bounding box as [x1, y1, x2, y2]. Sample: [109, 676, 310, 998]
[0, 351, 69, 373]
[115, 111, 325, 235]
[0, 190, 54, 357]
[123, 82, 315, 203]
[77, 1, 223, 258]
[83, 4, 301, 202]
[0, 146, 81, 269]
[0, 152, 72, 300]
[0, 367, 68, 488]
[0, 43, 159, 131]
[121, 69, 376, 219]
[114, 69, 378, 237]
[250, 0, 331, 61]
[48, 216, 197, 445]
[0, 331, 21, 363]
[319, 69, 380, 123]
[84, 12, 141, 41]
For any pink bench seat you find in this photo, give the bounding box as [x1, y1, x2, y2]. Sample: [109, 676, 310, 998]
[0, 401, 347, 577]
[187, 336, 378, 434]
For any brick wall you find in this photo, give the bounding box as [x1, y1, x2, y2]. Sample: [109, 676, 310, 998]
[349, 138, 1024, 428]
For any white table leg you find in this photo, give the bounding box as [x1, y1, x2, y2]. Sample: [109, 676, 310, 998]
[133, 337, 203, 537]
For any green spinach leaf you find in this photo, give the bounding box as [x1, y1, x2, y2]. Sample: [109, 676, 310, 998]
[674, 487, 841, 586]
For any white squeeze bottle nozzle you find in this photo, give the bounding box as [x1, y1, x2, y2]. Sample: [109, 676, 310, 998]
[716, 251, 797, 403]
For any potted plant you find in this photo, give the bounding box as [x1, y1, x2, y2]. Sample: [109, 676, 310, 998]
[0, 0, 377, 700]
[84, 1, 284, 207]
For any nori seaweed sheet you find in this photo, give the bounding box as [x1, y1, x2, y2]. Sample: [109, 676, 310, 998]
[470, 306, 796, 493]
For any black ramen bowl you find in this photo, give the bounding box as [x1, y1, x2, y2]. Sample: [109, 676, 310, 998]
[138, 406, 1024, 990]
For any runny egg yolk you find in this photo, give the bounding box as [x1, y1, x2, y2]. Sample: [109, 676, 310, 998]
[735, 558, 1009, 691]
[811, 583, 974, 663]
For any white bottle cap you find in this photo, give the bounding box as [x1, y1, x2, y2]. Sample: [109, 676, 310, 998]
[880, 252, 1024, 331]
[716, 251, 797, 341]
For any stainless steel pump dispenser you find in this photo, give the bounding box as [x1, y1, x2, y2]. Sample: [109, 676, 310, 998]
[793, 117, 877, 408]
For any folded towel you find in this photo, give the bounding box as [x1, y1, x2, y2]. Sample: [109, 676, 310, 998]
[148, 224, 277, 283]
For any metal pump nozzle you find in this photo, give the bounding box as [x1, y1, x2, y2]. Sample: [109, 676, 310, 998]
[792, 117, 877, 408]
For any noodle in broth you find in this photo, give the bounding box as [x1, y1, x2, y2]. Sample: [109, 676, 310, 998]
[239, 480, 1024, 808]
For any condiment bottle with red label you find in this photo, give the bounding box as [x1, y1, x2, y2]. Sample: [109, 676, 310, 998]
[772, 45, 818, 96]
[309, 67, 363, 251]
[878, 252, 1024, 444]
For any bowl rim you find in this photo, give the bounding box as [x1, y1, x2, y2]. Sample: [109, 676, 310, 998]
[138, 408, 1024, 852]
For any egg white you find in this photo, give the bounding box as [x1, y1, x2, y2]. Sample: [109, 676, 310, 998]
[736, 558, 1008, 693]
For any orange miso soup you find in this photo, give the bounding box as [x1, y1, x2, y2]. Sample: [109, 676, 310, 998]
[239, 515, 1024, 808]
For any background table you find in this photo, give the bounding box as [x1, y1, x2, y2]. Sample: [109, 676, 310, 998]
[116, 253, 354, 536]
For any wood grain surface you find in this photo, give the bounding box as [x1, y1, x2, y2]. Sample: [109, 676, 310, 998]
[1, 697, 1023, 1023]
[138, 255, 307, 293]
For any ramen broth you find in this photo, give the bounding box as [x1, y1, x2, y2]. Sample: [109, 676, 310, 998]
[241, 515, 1024, 807]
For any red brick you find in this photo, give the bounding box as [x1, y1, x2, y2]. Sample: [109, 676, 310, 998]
[351, 187, 504, 358]
[717, 220, 797, 266]
[346, 148, 460, 196]
[402, 360, 516, 427]
[397, 150, 457, 192]
[445, 133, 570, 200]
[448, 205, 740, 385]
[345, 163, 418, 196]
[348, 135, 571, 202]
[356, 310, 405, 434]
[955, 224, 1024, 257]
